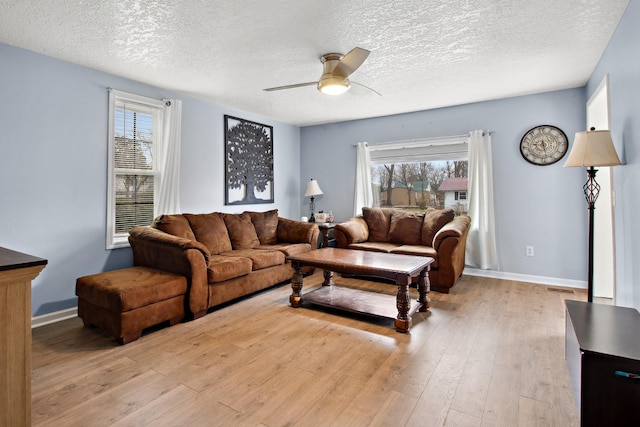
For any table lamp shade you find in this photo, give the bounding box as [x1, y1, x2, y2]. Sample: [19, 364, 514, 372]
[305, 179, 323, 197]
[564, 130, 621, 168]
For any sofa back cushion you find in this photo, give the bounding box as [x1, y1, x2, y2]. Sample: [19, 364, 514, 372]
[152, 214, 196, 241]
[389, 210, 425, 245]
[421, 208, 455, 246]
[362, 207, 394, 242]
[184, 213, 233, 254]
[223, 213, 261, 249]
[246, 209, 279, 245]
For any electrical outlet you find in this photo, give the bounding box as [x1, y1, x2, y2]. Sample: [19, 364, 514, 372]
[525, 246, 534, 257]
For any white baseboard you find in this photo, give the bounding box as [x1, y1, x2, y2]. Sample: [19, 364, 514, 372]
[32, 307, 77, 329]
[464, 267, 587, 289]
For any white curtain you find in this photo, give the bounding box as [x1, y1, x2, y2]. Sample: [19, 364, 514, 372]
[354, 142, 373, 216]
[466, 130, 498, 269]
[157, 99, 182, 214]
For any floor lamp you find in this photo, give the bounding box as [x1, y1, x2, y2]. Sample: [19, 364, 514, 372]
[564, 128, 621, 303]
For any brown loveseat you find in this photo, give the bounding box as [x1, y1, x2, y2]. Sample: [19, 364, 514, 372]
[334, 207, 471, 293]
[128, 209, 319, 318]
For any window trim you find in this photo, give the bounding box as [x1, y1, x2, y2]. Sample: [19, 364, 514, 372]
[106, 89, 165, 249]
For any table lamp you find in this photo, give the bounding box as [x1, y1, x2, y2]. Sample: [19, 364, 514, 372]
[305, 179, 323, 223]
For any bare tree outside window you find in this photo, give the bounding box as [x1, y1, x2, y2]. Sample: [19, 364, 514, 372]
[372, 160, 468, 214]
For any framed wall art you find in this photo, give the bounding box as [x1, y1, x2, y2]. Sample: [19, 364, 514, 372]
[224, 115, 274, 205]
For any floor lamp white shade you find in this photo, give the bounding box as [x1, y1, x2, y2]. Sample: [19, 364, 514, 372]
[564, 129, 621, 168]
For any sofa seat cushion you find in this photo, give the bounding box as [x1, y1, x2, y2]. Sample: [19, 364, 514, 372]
[220, 249, 285, 271]
[389, 245, 439, 268]
[207, 255, 252, 283]
[258, 243, 312, 257]
[348, 242, 400, 253]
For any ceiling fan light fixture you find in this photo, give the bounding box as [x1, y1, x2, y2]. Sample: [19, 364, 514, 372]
[317, 75, 350, 95]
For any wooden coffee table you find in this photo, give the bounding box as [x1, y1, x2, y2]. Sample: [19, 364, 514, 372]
[287, 248, 433, 332]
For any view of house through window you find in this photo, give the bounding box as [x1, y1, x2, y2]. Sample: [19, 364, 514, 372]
[371, 160, 468, 214]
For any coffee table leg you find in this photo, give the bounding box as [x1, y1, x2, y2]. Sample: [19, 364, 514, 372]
[417, 266, 430, 311]
[322, 269, 334, 286]
[394, 275, 412, 333]
[290, 261, 304, 307]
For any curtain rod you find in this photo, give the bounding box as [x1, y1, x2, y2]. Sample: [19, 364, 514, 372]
[352, 131, 492, 147]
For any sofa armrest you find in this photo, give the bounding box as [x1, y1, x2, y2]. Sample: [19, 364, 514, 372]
[432, 215, 471, 250]
[276, 217, 320, 247]
[432, 215, 471, 285]
[128, 226, 211, 315]
[334, 216, 369, 247]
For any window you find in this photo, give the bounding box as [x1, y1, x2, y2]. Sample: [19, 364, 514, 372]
[107, 90, 165, 249]
[369, 136, 469, 214]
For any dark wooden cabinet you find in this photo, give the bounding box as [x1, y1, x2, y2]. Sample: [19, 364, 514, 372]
[565, 300, 640, 426]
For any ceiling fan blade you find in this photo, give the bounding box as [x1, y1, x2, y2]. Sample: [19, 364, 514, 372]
[263, 82, 317, 92]
[351, 81, 381, 97]
[333, 47, 370, 78]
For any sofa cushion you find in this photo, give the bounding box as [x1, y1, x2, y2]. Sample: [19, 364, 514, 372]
[421, 208, 455, 246]
[390, 245, 438, 268]
[75, 266, 187, 312]
[207, 255, 252, 283]
[258, 243, 312, 257]
[184, 213, 233, 254]
[223, 213, 260, 249]
[388, 210, 425, 245]
[152, 214, 196, 241]
[348, 242, 400, 253]
[247, 209, 279, 245]
[221, 249, 285, 271]
[362, 207, 394, 242]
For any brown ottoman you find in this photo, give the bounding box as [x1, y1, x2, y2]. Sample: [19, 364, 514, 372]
[76, 266, 187, 344]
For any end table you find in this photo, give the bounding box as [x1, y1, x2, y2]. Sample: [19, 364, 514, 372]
[317, 223, 336, 248]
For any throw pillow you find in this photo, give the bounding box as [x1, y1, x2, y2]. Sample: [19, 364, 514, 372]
[362, 207, 393, 242]
[152, 214, 196, 241]
[246, 209, 279, 245]
[184, 213, 233, 254]
[388, 210, 425, 245]
[223, 213, 261, 249]
[421, 208, 455, 246]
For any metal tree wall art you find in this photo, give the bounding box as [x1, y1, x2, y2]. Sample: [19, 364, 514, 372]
[224, 115, 274, 205]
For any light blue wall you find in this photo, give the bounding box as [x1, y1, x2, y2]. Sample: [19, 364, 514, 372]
[301, 89, 588, 282]
[0, 43, 301, 316]
[586, 1, 639, 310]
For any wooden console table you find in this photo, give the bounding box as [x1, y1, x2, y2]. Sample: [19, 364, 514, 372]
[0, 247, 47, 427]
[565, 300, 640, 426]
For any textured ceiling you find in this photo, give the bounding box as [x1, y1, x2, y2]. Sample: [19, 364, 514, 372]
[0, 0, 630, 126]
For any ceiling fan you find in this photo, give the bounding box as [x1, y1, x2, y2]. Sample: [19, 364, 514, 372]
[263, 47, 381, 96]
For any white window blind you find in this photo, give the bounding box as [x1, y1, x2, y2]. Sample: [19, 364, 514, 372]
[107, 90, 165, 249]
[369, 136, 468, 164]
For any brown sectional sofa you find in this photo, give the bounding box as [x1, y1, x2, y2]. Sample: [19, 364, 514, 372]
[333, 207, 471, 293]
[128, 209, 319, 318]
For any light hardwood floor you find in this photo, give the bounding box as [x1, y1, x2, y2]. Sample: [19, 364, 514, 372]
[31, 272, 583, 426]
